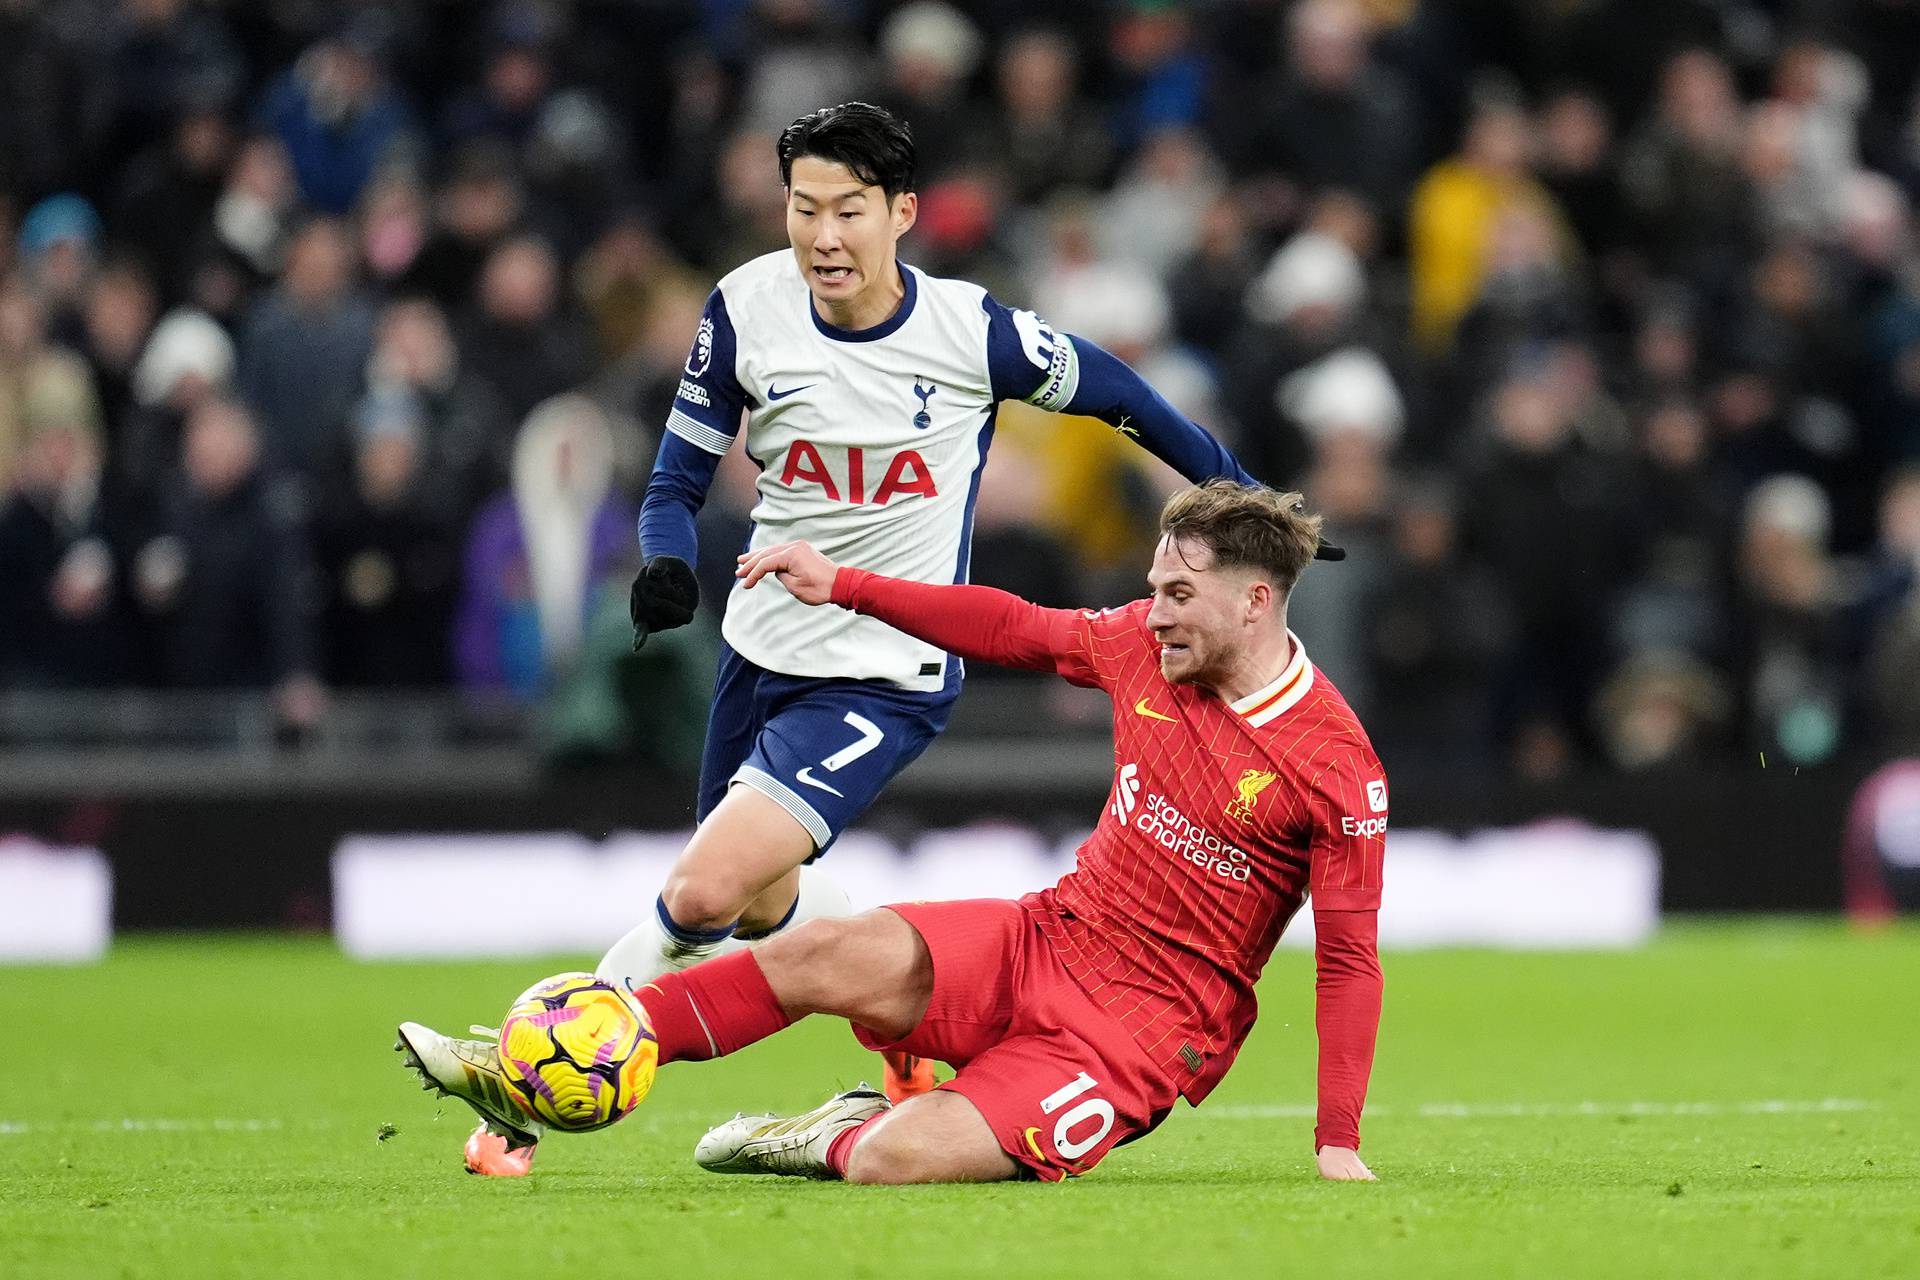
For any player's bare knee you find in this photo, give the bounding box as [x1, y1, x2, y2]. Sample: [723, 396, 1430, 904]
[658, 870, 748, 932]
[840, 1127, 932, 1185]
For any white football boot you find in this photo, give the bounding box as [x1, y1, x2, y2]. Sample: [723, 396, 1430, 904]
[694, 1086, 890, 1178]
[395, 1021, 546, 1173]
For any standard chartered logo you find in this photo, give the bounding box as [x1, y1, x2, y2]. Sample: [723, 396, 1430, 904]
[1110, 762, 1141, 824]
[1135, 791, 1252, 883]
[1109, 764, 1251, 882]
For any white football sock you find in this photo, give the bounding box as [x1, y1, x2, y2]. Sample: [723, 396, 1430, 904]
[595, 869, 854, 992]
[596, 896, 739, 992]
[736, 866, 853, 940]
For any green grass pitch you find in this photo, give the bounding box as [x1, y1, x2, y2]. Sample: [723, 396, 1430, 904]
[3, 921, 1915, 1279]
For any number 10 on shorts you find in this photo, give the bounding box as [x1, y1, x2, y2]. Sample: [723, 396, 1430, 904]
[1040, 1071, 1115, 1161]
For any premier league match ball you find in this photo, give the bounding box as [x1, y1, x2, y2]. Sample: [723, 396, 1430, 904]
[497, 973, 658, 1131]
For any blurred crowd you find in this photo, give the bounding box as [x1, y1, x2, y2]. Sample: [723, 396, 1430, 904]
[2, 0, 1919, 778]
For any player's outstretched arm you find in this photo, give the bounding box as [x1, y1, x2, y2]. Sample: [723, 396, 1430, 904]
[1312, 905, 1384, 1182]
[736, 541, 1090, 677]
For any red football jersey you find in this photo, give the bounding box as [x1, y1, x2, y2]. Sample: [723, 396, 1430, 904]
[831, 569, 1388, 1110]
[1024, 598, 1386, 1102]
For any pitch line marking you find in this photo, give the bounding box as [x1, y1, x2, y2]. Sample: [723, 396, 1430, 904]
[1200, 1098, 1878, 1121]
[0, 1118, 285, 1136]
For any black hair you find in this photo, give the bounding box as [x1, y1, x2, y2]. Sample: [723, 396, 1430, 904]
[777, 102, 916, 199]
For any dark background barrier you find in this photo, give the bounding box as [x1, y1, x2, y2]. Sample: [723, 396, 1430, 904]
[0, 741, 1865, 929]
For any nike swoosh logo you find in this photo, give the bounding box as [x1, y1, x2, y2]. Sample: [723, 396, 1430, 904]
[1023, 1126, 1047, 1162]
[767, 383, 815, 401]
[795, 767, 844, 797]
[1134, 698, 1175, 722]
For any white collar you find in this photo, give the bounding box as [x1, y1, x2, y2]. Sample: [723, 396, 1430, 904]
[1225, 630, 1314, 727]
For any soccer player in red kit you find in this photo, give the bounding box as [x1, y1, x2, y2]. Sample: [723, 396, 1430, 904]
[417, 481, 1384, 1182]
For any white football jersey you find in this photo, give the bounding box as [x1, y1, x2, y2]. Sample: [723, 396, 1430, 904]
[664, 251, 1081, 692]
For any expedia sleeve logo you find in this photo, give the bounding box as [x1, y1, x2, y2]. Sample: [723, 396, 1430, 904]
[684, 316, 714, 378]
[1342, 778, 1390, 838]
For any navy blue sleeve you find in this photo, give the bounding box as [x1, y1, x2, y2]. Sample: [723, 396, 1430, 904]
[638, 288, 748, 561]
[981, 293, 1254, 486]
[638, 433, 724, 564]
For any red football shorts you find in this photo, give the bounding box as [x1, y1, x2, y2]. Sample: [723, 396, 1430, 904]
[853, 898, 1180, 1181]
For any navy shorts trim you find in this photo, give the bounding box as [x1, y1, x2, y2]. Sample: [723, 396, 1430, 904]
[696, 643, 958, 855]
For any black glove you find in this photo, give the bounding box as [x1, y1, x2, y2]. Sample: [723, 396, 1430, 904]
[1314, 537, 1346, 562]
[630, 555, 699, 651]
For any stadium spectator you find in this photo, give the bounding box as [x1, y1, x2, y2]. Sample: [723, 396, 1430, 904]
[1593, 650, 1732, 772]
[871, 2, 985, 185]
[97, 0, 246, 179]
[439, 2, 566, 158]
[1620, 49, 1748, 290]
[356, 175, 430, 292]
[456, 233, 596, 425]
[76, 258, 159, 438]
[236, 215, 376, 482]
[0, 374, 128, 687]
[1105, 1, 1208, 154]
[1226, 0, 1417, 214]
[1283, 358, 1402, 713]
[109, 105, 234, 305]
[1, 280, 96, 496]
[405, 145, 524, 311]
[1408, 95, 1570, 355]
[130, 394, 322, 717]
[1358, 478, 1509, 771]
[1461, 364, 1637, 765]
[313, 392, 460, 688]
[736, 0, 869, 137]
[1100, 127, 1225, 277]
[976, 28, 1113, 207]
[1616, 396, 1734, 662]
[1228, 226, 1371, 481]
[361, 297, 510, 520]
[1730, 474, 1846, 766]
[1168, 193, 1262, 359]
[0, 0, 94, 205]
[207, 133, 297, 285]
[1535, 87, 1628, 263]
[454, 394, 635, 698]
[1445, 200, 1589, 423]
[119, 307, 235, 501]
[1852, 468, 1920, 749]
[15, 193, 103, 341]
[254, 17, 416, 216]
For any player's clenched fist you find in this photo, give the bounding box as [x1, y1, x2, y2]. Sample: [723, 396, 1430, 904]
[1315, 1146, 1376, 1181]
[630, 555, 700, 651]
[737, 540, 839, 604]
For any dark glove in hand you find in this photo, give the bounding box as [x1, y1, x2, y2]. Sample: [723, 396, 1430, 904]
[630, 555, 699, 651]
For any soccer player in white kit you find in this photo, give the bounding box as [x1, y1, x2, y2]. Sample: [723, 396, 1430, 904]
[399, 102, 1318, 1175]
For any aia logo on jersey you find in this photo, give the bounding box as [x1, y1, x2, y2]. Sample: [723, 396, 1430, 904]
[1110, 762, 1141, 824]
[1225, 769, 1278, 823]
[685, 317, 714, 377]
[911, 379, 936, 429]
[778, 442, 938, 505]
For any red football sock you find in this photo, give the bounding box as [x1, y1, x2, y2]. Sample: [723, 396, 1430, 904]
[825, 1114, 882, 1179]
[634, 951, 792, 1065]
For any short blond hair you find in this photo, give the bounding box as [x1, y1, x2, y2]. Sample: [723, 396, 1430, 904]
[1158, 480, 1323, 596]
